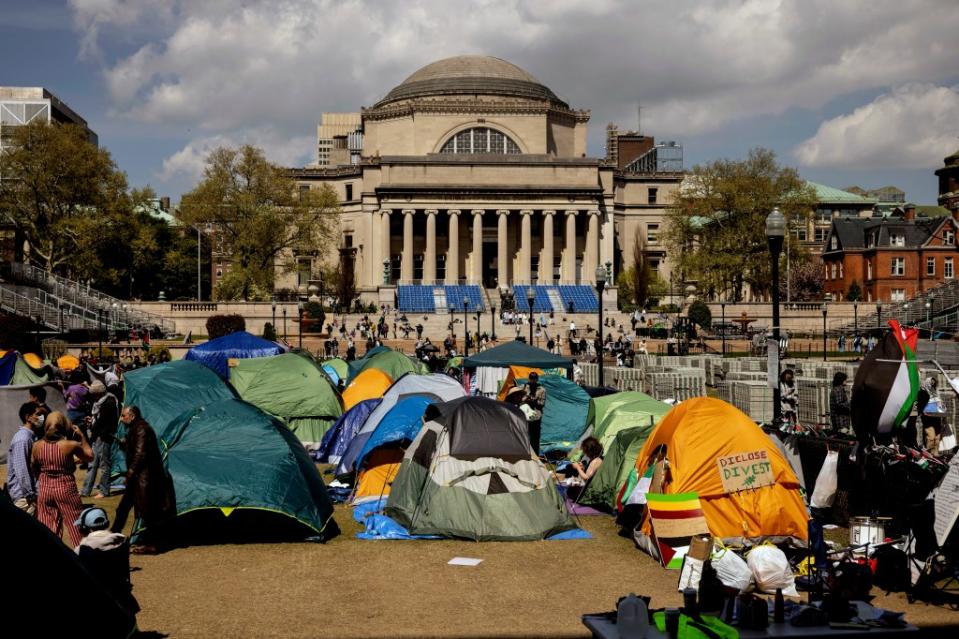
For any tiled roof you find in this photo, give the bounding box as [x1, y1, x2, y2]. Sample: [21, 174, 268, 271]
[807, 181, 877, 205]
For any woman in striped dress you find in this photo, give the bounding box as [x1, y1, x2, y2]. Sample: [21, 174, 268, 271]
[31, 411, 93, 546]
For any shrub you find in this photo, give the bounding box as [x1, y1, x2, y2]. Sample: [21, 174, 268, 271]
[688, 300, 712, 329]
[147, 345, 172, 362]
[90, 346, 115, 362]
[262, 322, 278, 341]
[206, 314, 246, 340]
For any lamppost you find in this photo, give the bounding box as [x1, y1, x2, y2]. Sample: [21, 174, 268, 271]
[272, 301, 277, 333]
[526, 288, 536, 345]
[282, 307, 287, 341]
[298, 301, 304, 349]
[595, 265, 607, 389]
[853, 299, 858, 339]
[491, 303, 497, 340]
[97, 308, 104, 357]
[876, 300, 882, 331]
[821, 302, 828, 361]
[720, 300, 726, 357]
[766, 208, 785, 428]
[463, 296, 470, 356]
[475, 310, 481, 347]
[926, 299, 933, 340]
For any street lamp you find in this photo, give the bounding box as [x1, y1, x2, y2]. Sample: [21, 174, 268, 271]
[766, 208, 785, 428]
[462, 296, 470, 356]
[298, 301, 304, 349]
[526, 288, 536, 345]
[853, 299, 858, 340]
[595, 265, 607, 389]
[720, 300, 726, 357]
[926, 299, 933, 340]
[821, 302, 828, 361]
[272, 301, 277, 333]
[876, 300, 882, 331]
[282, 307, 287, 341]
[475, 309, 481, 348]
[491, 303, 497, 340]
[97, 308, 104, 358]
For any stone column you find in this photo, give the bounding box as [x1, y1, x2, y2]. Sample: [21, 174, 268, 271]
[471, 210, 484, 284]
[380, 209, 392, 282]
[585, 210, 600, 279]
[497, 210, 509, 288]
[401, 209, 414, 282]
[563, 210, 578, 282]
[446, 209, 460, 284]
[541, 210, 555, 284]
[424, 209, 438, 283]
[519, 209, 533, 283]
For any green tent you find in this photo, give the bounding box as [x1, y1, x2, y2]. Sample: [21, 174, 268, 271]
[230, 352, 343, 448]
[585, 391, 670, 454]
[113, 360, 236, 477]
[321, 357, 349, 383]
[150, 398, 338, 543]
[10, 356, 49, 385]
[347, 347, 426, 382]
[579, 425, 654, 509]
[463, 340, 574, 370]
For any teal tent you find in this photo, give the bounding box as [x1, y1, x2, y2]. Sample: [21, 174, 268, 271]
[463, 341, 574, 371]
[514, 375, 590, 453]
[150, 398, 338, 543]
[230, 352, 343, 448]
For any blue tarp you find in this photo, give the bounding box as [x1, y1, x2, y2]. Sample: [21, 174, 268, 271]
[316, 399, 381, 464]
[184, 331, 283, 378]
[0, 351, 17, 386]
[353, 395, 432, 471]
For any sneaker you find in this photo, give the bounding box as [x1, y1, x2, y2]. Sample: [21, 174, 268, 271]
[93, 492, 109, 499]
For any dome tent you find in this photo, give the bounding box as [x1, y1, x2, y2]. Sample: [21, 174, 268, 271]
[624, 397, 807, 557]
[184, 331, 284, 378]
[385, 397, 576, 541]
[230, 352, 343, 449]
[342, 368, 393, 410]
[578, 425, 654, 511]
[317, 398, 381, 465]
[150, 398, 339, 544]
[346, 346, 427, 383]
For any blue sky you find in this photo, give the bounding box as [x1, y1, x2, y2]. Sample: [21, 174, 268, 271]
[4, 1, 958, 204]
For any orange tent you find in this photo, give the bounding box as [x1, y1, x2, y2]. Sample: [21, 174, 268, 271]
[352, 448, 404, 503]
[57, 355, 80, 372]
[342, 368, 393, 410]
[632, 397, 807, 545]
[23, 353, 44, 369]
[495, 365, 544, 401]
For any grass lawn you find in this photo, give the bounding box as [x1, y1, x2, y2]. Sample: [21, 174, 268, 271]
[6, 466, 958, 637]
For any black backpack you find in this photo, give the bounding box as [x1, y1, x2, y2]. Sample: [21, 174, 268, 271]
[873, 545, 909, 592]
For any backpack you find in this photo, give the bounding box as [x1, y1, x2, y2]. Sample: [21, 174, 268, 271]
[873, 545, 909, 592]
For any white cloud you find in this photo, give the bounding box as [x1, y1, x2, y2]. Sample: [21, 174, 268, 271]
[158, 128, 314, 182]
[795, 84, 959, 169]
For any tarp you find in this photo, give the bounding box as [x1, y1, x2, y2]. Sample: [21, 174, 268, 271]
[463, 340, 574, 370]
[112, 360, 235, 477]
[337, 373, 467, 476]
[0, 382, 67, 463]
[184, 331, 283, 378]
[579, 425, 653, 510]
[347, 348, 426, 383]
[154, 397, 339, 543]
[629, 397, 807, 547]
[385, 396, 578, 541]
[342, 368, 393, 410]
[317, 399, 381, 464]
[230, 352, 343, 449]
[2, 493, 137, 636]
[0, 351, 16, 386]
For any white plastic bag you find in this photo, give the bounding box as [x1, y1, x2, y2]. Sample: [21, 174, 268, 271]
[747, 544, 798, 596]
[678, 556, 704, 592]
[711, 545, 753, 593]
[810, 450, 839, 509]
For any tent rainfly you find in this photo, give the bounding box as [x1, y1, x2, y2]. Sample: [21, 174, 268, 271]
[184, 331, 284, 378]
[463, 341, 574, 371]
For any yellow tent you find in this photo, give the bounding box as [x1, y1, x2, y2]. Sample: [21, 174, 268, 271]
[57, 355, 80, 372]
[23, 353, 44, 369]
[495, 365, 544, 401]
[631, 397, 807, 544]
[342, 368, 393, 410]
[352, 448, 404, 503]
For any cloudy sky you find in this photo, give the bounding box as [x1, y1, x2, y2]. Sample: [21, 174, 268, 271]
[3, 0, 958, 203]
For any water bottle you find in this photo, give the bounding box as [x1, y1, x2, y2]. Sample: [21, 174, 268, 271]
[617, 593, 649, 639]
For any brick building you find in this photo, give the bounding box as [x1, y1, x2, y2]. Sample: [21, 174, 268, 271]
[822, 205, 959, 302]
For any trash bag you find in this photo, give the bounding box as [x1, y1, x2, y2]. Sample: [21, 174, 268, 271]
[747, 544, 798, 597]
[711, 544, 753, 593]
[810, 450, 838, 509]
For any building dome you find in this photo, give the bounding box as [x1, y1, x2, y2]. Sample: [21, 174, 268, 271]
[375, 55, 566, 108]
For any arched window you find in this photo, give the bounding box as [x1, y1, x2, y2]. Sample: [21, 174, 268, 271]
[439, 127, 521, 154]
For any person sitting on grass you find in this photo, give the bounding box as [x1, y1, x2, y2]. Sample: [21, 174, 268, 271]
[557, 437, 604, 501]
[75, 507, 140, 616]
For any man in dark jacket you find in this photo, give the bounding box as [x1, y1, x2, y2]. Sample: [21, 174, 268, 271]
[111, 405, 176, 554]
[81, 381, 119, 498]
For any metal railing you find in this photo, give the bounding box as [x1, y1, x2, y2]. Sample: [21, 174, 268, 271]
[7, 262, 176, 334]
[0, 284, 99, 330]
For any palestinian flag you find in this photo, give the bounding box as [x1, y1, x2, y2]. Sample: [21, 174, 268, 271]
[646, 492, 709, 569]
[619, 464, 655, 512]
[851, 319, 920, 438]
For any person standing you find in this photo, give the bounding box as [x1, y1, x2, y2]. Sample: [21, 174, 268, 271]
[112, 405, 176, 554]
[780, 369, 799, 426]
[829, 372, 851, 435]
[6, 401, 43, 514]
[64, 372, 90, 426]
[81, 382, 120, 498]
[521, 372, 547, 454]
[32, 411, 92, 546]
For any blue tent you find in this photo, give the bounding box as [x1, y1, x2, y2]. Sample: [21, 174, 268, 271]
[0, 351, 17, 386]
[317, 398, 380, 464]
[353, 395, 433, 472]
[184, 331, 284, 378]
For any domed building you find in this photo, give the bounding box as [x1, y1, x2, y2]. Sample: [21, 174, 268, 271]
[281, 55, 684, 310]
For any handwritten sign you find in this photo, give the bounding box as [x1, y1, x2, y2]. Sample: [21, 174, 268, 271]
[717, 450, 774, 493]
[933, 457, 959, 547]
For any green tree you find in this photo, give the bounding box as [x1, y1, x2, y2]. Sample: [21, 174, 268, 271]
[687, 300, 712, 329]
[0, 120, 139, 274]
[664, 148, 817, 301]
[178, 145, 340, 300]
[847, 280, 862, 302]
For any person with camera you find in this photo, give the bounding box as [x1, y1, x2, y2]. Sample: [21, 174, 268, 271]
[31, 411, 93, 546]
[81, 381, 120, 498]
